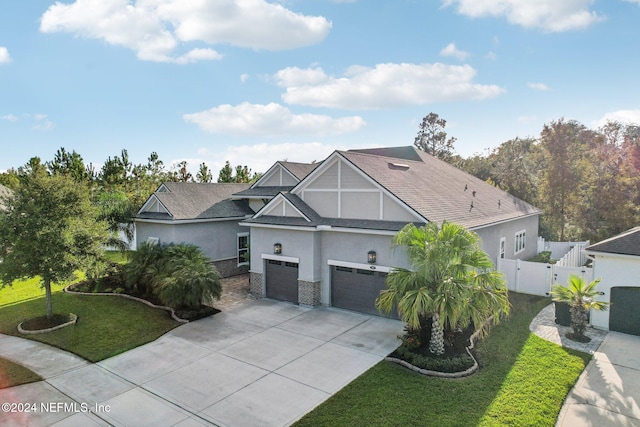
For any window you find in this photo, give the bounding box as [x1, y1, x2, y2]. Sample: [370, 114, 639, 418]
[514, 230, 526, 255]
[499, 237, 506, 259]
[237, 233, 249, 265]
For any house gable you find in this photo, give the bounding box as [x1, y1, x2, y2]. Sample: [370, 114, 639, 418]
[255, 193, 310, 221]
[253, 162, 299, 187]
[138, 195, 171, 216]
[293, 152, 424, 223]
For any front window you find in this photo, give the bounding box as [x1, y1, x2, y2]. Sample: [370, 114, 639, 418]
[238, 233, 249, 265]
[514, 230, 526, 255]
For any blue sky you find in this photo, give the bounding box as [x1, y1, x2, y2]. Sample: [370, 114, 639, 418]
[1, 0, 640, 175]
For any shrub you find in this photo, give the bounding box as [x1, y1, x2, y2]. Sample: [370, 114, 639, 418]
[124, 243, 222, 310]
[153, 244, 222, 309]
[527, 251, 554, 263]
[124, 242, 164, 297]
[394, 346, 475, 373]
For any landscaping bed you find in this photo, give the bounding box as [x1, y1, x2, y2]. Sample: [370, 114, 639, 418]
[67, 280, 219, 322]
[295, 293, 591, 427]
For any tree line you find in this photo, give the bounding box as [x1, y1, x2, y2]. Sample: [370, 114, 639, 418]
[0, 148, 258, 208]
[416, 114, 640, 243]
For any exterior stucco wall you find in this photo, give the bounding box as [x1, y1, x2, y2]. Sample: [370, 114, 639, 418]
[316, 231, 411, 305]
[136, 219, 248, 271]
[248, 227, 317, 280]
[589, 253, 640, 330]
[247, 225, 411, 306]
[473, 215, 540, 264]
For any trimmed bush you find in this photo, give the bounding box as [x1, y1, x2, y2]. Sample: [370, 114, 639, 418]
[124, 243, 222, 310]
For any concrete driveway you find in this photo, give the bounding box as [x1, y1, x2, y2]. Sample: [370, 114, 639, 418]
[1, 299, 403, 427]
[556, 332, 640, 427]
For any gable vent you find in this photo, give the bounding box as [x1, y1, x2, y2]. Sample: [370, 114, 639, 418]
[388, 162, 410, 170]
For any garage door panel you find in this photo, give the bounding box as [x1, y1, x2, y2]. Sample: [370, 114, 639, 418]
[331, 266, 392, 317]
[266, 260, 299, 304]
[610, 287, 640, 336]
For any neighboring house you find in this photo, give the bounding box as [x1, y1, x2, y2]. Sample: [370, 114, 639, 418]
[586, 227, 640, 336]
[241, 146, 541, 315]
[134, 161, 319, 277]
[135, 182, 254, 277]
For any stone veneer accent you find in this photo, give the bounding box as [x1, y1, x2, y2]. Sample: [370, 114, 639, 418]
[298, 280, 321, 306]
[212, 258, 249, 278]
[250, 272, 264, 297]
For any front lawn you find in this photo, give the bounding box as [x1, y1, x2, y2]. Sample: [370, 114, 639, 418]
[0, 292, 180, 362]
[0, 357, 42, 389]
[296, 293, 591, 427]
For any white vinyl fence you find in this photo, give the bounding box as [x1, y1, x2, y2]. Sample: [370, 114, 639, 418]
[497, 258, 593, 296]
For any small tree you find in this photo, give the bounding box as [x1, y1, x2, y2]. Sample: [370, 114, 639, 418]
[0, 171, 109, 319]
[550, 275, 609, 341]
[376, 222, 510, 355]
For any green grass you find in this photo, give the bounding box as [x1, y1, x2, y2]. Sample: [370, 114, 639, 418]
[0, 251, 128, 308]
[0, 357, 42, 389]
[0, 251, 179, 363]
[0, 276, 69, 308]
[296, 293, 591, 427]
[0, 292, 180, 362]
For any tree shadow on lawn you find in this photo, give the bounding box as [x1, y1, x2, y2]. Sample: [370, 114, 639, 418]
[296, 293, 590, 427]
[0, 293, 180, 362]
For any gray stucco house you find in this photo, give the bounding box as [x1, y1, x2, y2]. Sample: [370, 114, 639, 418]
[241, 146, 541, 314]
[135, 162, 319, 277]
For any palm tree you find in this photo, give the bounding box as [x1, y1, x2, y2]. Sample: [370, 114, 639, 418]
[550, 275, 609, 341]
[376, 222, 510, 355]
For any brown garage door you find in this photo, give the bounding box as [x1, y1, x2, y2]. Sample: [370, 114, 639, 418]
[610, 287, 640, 336]
[265, 259, 299, 304]
[331, 266, 389, 316]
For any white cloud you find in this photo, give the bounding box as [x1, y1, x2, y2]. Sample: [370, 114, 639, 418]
[206, 142, 340, 174]
[183, 102, 365, 136]
[274, 63, 505, 110]
[28, 114, 55, 131]
[517, 115, 538, 124]
[174, 48, 222, 64]
[594, 110, 640, 127]
[40, 0, 331, 63]
[623, 0, 640, 4]
[441, 0, 604, 32]
[440, 43, 469, 60]
[240, 73, 249, 83]
[485, 51, 497, 60]
[527, 82, 550, 91]
[1, 114, 18, 122]
[0, 46, 11, 63]
[33, 121, 55, 132]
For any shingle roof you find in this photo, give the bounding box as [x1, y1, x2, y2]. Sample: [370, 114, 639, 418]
[233, 186, 295, 197]
[280, 161, 320, 180]
[338, 147, 541, 229]
[137, 182, 253, 220]
[586, 227, 640, 257]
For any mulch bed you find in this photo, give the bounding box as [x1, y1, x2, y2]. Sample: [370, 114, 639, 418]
[67, 281, 219, 322]
[19, 313, 73, 330]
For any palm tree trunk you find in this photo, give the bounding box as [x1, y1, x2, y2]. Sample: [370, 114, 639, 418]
[429, 314, 445, 355]
[570, 304, 588, 338]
